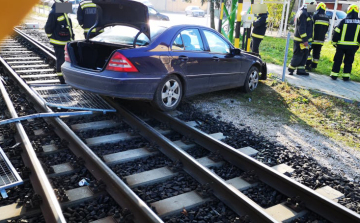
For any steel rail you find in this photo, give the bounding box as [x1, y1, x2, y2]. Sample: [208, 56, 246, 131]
[0, 40, 162, 223]
[145, 105, 360, 223]
[0, 58, 66, 223]
[106, 100, 278, 222]
[13, 28, 56, 60]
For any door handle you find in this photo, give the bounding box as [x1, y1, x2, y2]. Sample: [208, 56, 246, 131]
[179, 55, 189, 61]
[212, 56, 220, 61]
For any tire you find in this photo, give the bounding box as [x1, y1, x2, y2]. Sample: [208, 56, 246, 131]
[152, 75, 183, 111]
[243, 66, 259, 93]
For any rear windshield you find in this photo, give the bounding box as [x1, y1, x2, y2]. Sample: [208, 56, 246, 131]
[91, 25, 166, 46]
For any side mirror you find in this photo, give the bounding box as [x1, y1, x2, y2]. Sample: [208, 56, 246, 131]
[231, 48, 241, 55]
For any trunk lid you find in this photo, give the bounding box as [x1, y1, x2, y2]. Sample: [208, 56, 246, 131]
[93, 0, 150, 39]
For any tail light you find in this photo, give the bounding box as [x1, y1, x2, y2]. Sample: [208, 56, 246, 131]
[64, 44, 71, 62]
[106, 52, 138, 72]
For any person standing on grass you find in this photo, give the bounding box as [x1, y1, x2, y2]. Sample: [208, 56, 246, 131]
[288, 0, 316, 76]
[45, 0, 74, 84]
[330, 4, 360, 81]
[305, 2, 329, 71]
[251, 5, 268, 55]
[77, 0, 103, 39]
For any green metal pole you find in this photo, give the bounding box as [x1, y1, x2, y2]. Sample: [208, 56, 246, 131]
[228, 0, 238, 43]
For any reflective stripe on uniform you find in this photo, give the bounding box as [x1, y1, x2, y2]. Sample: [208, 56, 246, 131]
[294, 36, 303, 41]
[308, 38, 313, 42]
[340, 24, 347, 42]
[315, 21, 329, 26]
[313, 59, 319, 63]
[337, 41, 360, 46]
[300, 33, 307, 38]
[298, 66, 305, 69]
[56, 72, 63, 77]
[81, 2, 96, 9]
[354, 25, 360, 44]
[57, 15, 65, 21]
[288, 65, 296, 69]
[307, 17, 311, 21]
[251, 33, 264, 39]
[312, 40, 324, 45]
[307, 56, 312, 60]
[330, 72, 339, 77]
[342, 73, 350, 77]
[334, 27, 341, 33]
[49, 38, 68, 45]
[46, 33, 52, 37]
[64, 13, 73, 41]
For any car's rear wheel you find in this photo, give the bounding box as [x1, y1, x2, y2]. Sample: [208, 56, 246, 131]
[152, 75, 182, 111]
[243, 66, 259, 93]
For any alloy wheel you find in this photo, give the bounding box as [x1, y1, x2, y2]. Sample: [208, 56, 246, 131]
[161, 79, 181, 107]
[248, 70, 259, 91]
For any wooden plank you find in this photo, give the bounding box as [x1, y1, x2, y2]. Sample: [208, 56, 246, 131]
[71, 120, 120, 131]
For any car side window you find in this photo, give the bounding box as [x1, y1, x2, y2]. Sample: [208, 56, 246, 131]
[172, 34, 184, 50]
[203, 30, 230, 54]
[180, 29, 204, 51]
[149, 7, 157, 15]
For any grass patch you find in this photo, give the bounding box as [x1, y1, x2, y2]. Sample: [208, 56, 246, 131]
[252, 77, 360, 150]
[260, 36, 360, 82]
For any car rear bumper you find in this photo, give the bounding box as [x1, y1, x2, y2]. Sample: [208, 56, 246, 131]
[61, 62, 160, 100]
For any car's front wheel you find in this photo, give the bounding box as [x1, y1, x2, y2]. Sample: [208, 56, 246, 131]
[243, 66, 259, 93]
[152, 75, 182, 111]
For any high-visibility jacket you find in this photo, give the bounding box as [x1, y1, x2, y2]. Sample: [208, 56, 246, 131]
[251, 13, 268, 39]
[312, 8, 329, 45]
[294, 6, 313, 43]
[77, 0, 102, 33]
[332, 11, 360, 49]
[45, 5, 74, 46]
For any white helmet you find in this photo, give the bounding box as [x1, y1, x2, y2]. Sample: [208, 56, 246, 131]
[304, 0, 316, 5]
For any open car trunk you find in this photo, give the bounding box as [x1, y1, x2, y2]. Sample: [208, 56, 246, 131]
[68, 41, 130, 71]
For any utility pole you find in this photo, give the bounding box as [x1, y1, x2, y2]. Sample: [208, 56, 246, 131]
[328, 0, 338, 41]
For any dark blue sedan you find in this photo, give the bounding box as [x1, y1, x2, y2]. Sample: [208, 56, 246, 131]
[62, 1, 267, 111]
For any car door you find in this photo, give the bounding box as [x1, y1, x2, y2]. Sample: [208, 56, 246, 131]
[169, 28, 214, 96]
[202, 29, 243, 91]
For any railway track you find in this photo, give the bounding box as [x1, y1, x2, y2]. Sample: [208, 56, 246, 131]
[0, 27, 359, 223]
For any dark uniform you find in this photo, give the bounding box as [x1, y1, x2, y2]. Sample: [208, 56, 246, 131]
[45, 1, 74, 84]
[305, 4, 329, 70]
[288, 5, 313, 75]
[331, 5, 360, 80]
[77, 0, 102, 39]
[251, 13, 268, 54]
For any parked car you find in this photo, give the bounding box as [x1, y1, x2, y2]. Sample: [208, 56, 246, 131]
[326, 10, 347, 27]
[148, 7, 169, 21]
[62, 0, 267, 111]
[185, 6, 205, 17]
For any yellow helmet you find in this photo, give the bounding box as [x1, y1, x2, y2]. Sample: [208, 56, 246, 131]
[316, 2, 326, 10]
[347, 4, 359, 14]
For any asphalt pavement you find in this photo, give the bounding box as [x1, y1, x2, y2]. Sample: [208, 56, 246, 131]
[267, 63, 360, 103]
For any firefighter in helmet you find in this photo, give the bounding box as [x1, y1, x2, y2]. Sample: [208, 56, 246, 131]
[45, 0, 74, 84]
[330, 4, 360, 81]
[251, 4, 268, 54]
[288, 0, 316, 75]
[77, 0, 103, 39]
[305, 2, 329, 71]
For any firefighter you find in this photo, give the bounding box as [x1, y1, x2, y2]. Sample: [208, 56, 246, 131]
[45, 0, 74, 84]
[251, 5, 268, 54]
[288, 0, 316, 75]
[330, 4, 360, 81]
[77, 0, 103, 39]
[305, 2, 329, 71]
